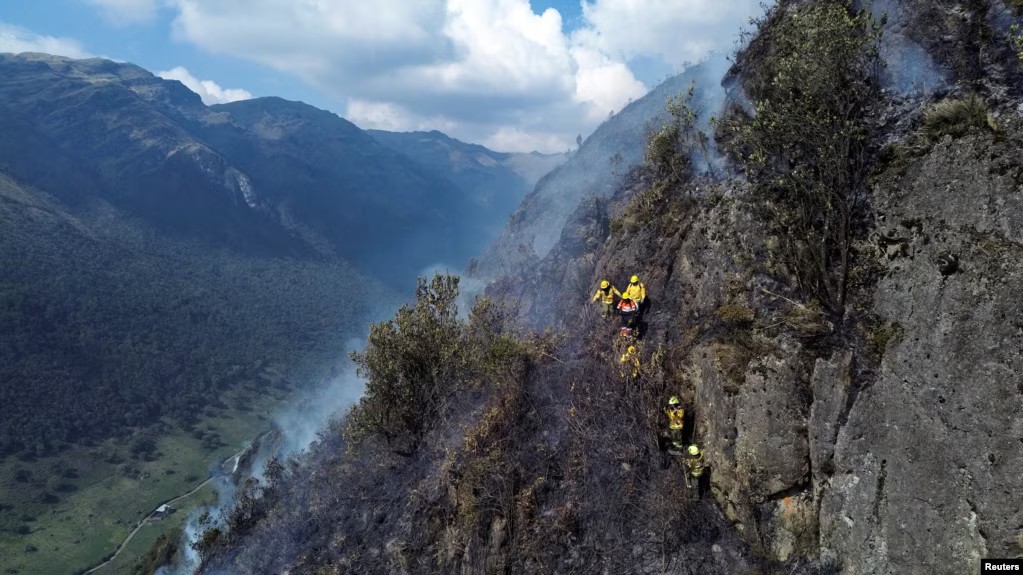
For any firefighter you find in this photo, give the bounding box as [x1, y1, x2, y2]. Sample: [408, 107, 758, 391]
[617, 294, 639, 337]
[619, 345, 640, 379]
[665, 396, 685, 454]
[592, 280, 621, 318]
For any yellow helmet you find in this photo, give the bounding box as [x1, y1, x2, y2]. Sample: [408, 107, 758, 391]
[600, 280, 610, 289]
[627, 346, 637, 353]
[630, 275, 639, 283]
[687, 445, 700, 456]
[668, 396, 680, 406]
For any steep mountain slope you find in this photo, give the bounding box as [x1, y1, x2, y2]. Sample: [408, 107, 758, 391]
[368, 129, 564, 231]
[190, 2, 1022, 574]
[477, 53, 730, 279]
[197, 100, 492, 284]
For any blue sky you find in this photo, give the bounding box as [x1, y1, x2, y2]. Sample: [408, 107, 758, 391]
[0, 1, 763, 152]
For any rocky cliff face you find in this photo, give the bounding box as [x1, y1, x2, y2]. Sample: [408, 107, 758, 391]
[194, 1, 1022, 573]
[487, 1, 1023, 572]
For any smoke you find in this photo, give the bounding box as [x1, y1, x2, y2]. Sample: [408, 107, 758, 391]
[688, 52, 733, 177]
[419, 263, 488, 319]
[165, 354, 370, 574]
[880, 35, 947, 96]
[867, 0, 948, 97]
[271, 340, 367, 455]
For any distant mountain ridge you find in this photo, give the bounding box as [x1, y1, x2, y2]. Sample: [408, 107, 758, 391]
[0, 52, 550, 286]
[368, 129, 564, 226]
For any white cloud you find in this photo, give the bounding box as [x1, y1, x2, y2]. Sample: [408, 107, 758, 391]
[0, 22, 92, 58]
[578, 0, 763, 68]
[570, 43, 647, 122]
[481, 126, 572, 155]
[345, 99, 460, 134]
[161, 0, 763, 151]
[157, 66, 252, 105]
[86, 0, 159, 26]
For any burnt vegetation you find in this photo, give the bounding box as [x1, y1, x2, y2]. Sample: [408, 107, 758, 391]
[190, 0, 1023, 572]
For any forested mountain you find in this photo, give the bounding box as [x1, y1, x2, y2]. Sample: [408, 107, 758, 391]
[0, 168, 390, 458]
[0, 53, 549, 458]
[194, 1, 1023, 574]
[0, 53, 531, 286]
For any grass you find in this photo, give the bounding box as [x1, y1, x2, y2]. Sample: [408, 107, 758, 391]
[713, 333, 776, 392]
[866, 320, 904, 358]
[922, 94, 997, 141]
[716, 304, 755, 326]
[0, 372, 294, 575]
[92, 485, 216, 575]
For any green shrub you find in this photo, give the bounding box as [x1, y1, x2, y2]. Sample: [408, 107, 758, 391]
[645, 83, 706, 185]
[866, 320, 903, 357]
[614, 84, 706, 235]
[345, 274, 463, 455]
[345, 275, 549, 455]
[923, 94, 996, 140]
[725, 0, 882, 315]
[1012, 24, 1023, 59]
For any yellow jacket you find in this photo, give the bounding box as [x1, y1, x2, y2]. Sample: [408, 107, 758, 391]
[619, 348, 640, 378]
[592, 285, 621, 304]
[686, 452, 705, 476]
[624, 282, 646, 303]
[666, 407, 685, 430]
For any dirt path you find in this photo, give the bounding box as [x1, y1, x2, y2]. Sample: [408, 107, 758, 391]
[83, 448, 246, 574]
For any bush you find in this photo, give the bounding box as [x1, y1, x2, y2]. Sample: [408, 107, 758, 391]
[716, 304, 755, 326]
[132, 528, 180, 575]
[644, 83, 707, 185]
[191, 527, 222, 562]
[345, 274, 463, 455]
[1012, 24, 1023, 60]
[346, 274, 549, 456]
[865, 319, 903, 357]
[613, 84, 706, 235]
[922, 94, 996, 140]
[724, 0, 882, 314]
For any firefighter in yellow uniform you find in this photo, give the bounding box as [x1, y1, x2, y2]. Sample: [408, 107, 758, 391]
[685, 444, 706, 492]
[665, 396, 685, 453]
[592, 280, 621, 318]
[623, 275, 646, 305]
[619, 345, 640, 379]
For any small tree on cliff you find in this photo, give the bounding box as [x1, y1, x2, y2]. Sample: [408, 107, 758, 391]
[345, 274, 463, 455]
